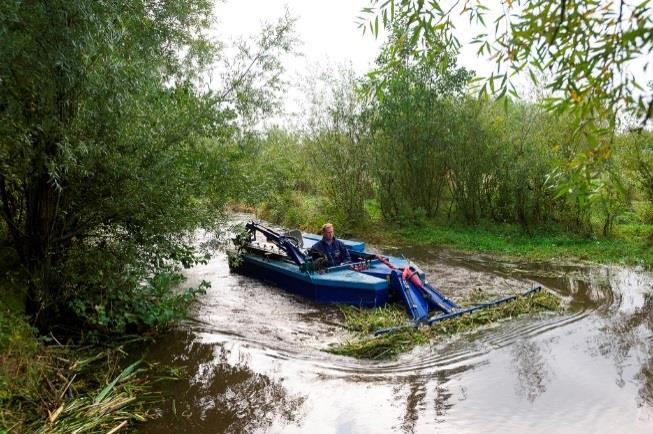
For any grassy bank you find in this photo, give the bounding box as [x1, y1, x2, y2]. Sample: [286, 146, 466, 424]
[0, 247, 169, 433]
[256, 196, 653, 268]
[387, 222, 653, 267]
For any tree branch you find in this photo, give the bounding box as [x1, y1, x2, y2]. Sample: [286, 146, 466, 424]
[642, 95, 653, 128]
[549, 0, 567, 44]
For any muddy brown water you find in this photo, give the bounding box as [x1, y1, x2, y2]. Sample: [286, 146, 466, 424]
[142, 219, 653, 433]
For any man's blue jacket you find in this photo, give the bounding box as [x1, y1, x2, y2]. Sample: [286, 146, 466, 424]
[309, 238, 351, 267]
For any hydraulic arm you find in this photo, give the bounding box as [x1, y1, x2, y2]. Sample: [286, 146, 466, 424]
[244, 222, 307, 266]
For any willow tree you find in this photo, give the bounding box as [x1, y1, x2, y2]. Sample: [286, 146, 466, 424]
[0, 1, 295, 332]
[360, 0, 651, 226]
[360, 0, 652, 126]
[363, 21, 473, 222]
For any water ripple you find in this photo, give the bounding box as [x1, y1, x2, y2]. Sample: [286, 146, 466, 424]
[143, 220, 653, 434]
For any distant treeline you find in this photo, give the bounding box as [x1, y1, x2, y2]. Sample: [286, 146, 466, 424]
[236, 51, 653, 236]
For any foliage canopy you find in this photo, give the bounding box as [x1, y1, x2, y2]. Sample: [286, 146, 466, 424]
[0, 0, 296, 332]
[359, 0, 653, 128]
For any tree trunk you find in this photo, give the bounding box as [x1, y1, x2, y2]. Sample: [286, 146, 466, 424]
[23, 171, 61, 328]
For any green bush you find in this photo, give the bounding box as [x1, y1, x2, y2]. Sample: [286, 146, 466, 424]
[59, 238, 209, 336]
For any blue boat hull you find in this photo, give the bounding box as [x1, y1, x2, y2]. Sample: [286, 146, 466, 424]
[231, 227, 421, 308]
[238, 254, 390, 307]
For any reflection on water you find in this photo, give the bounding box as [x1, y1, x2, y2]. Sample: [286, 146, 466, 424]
[143, 330, 306, 433]
[511, 340, 551, 402]
[638, 358, 653, 408]
[393, 372, 455, 434]
[638, 294, 653, 408]
[399, 376, 427, 433]
[143, 219, 653, 433]
[434, 377, 454, 424]
[592, 291, 653, 409]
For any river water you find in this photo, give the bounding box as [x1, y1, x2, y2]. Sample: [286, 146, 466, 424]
[142, 223, 653, 433]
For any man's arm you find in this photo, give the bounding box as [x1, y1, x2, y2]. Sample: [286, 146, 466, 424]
[309, 240, 324, 256]
[340, 241, 351, 263]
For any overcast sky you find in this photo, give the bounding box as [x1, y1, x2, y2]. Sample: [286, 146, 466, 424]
[211, 1, 509, 124]
[215, 0, 384, 76]
[213, 1, 650, 128]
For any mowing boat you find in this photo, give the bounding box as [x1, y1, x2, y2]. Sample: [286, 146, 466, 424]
[229, 221, 542, 328]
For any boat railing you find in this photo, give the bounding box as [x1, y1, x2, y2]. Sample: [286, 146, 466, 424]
[310, 256, 382, 273]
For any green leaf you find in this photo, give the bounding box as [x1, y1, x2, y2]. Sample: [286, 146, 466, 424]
[95, 359, 142, 403]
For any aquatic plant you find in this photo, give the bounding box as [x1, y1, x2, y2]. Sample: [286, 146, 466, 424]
[329, 290, 562, 360]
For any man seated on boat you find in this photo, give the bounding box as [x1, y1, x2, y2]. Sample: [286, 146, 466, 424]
[309, 223, 351, 267]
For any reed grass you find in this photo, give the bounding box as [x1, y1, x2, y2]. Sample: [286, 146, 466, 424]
[0, 317, 160, 434]
[329, 290, 562, 360]
[33, 357, 152, 434]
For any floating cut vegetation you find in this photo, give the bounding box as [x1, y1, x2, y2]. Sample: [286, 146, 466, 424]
[329, 290, 562, 360]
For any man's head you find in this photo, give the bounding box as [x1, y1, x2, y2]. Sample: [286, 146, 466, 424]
[321, 223, 334, 242]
